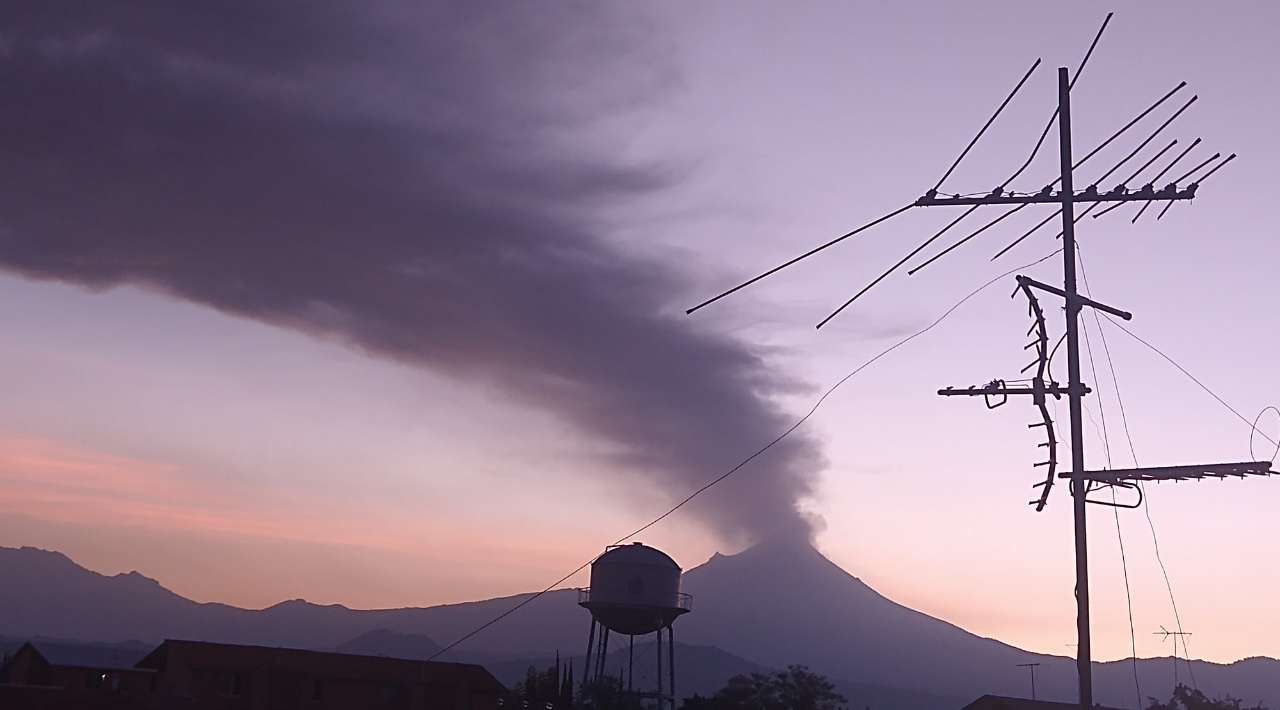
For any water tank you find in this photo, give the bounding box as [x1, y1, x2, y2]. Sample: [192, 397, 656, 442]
[578, 543, 690, 635]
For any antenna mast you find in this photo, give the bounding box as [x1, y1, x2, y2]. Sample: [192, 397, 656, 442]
[1057, 66, 1094, 708]
[687, 17, 1270, 709]
[1154, 626, 1195, 688]
[922, 69, 1267, 706]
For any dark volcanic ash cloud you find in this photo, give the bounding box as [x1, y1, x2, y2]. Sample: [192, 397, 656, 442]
[0, 4, 822, 543]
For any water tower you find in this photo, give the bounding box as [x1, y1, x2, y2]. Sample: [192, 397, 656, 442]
[579, 543, 691, 710]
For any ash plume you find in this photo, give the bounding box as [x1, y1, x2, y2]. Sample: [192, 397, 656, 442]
[0, 3, 823, 543]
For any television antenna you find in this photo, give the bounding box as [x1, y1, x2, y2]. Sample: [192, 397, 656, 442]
[1154, 626, 1195, 688]
[686, 13, 1275, 708]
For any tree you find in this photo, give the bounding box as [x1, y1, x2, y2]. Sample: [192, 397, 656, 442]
[577, 674, 642, 710]
[513, 660, 575, 710]
[772, 666, 845, 710]
[681, 665, 845, 710]
[1146, 684, 1269, 710]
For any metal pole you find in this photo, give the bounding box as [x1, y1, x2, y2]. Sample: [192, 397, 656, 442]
[1058, 65, 1093, 709]
[656, 629, 664, 710]
[584, 619, 597, 686]
[668, 624, 676, 709]
[628, 635, 634, 692]
[598, 628, 610, 683]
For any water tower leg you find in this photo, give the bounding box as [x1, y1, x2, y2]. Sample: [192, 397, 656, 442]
[668, 625, 675, 709]
[628, 635, 634, 692]
[598, 628, 611, 682]
[584, 620, 597, 686]
[656, 629, 663, 710]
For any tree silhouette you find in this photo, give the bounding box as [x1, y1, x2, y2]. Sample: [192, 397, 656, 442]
[680, 665, 845, 710]
[577, 674, 642, 710]
[1146, 684, 1269, 710]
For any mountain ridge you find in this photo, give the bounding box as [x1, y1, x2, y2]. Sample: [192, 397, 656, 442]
[3, 542, 1276, 706]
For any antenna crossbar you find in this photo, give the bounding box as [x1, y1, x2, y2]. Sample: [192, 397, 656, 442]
[915, 186, 1196, 207]
[1016, 276, 1133, 320]
[1060, 461, 1275, 484]
[938, 384, 1085, 397]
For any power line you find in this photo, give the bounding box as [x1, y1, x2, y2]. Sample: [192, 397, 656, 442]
[428, 249, 1065, 661]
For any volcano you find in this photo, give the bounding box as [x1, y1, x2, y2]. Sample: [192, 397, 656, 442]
[3, 540, 1276, 706]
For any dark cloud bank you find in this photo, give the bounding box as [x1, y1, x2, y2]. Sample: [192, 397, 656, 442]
[0, 4, 822, 544]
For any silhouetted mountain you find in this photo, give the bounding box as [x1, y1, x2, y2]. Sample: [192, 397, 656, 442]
[334, 628, 441, 660]
[4, 542, 1277, 706]
[672, 537, 1280, 705]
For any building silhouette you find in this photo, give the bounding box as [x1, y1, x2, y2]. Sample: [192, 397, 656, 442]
[0, 638, 505, 709]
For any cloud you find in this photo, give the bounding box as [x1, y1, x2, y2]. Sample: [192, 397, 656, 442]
[0, 3, 823, 544]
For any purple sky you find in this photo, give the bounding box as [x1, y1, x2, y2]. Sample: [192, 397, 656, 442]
[1, 2, 1278, 664]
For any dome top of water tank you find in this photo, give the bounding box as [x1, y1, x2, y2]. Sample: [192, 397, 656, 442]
[594, 542, 680, 570]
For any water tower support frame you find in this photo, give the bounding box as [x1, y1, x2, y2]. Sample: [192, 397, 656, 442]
[656, 628, 663, 710]
[584, 619, 597, 683]
[598, 628, 611, 682]
[668, 625, 676, 710]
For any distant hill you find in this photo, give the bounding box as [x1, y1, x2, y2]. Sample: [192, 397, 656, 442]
[3, 542, 1277, 706]
[334, 628, 441, 660]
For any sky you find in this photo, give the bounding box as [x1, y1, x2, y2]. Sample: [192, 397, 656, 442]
[1, 1, 1278, 665]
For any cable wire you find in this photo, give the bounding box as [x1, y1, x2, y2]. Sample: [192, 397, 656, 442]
[1076, 253, 1142, 708]
[429, 249, 1065, 661]
[1080, 317, 1113, 466]
[1099, 315, 1278, 450]
[1001, 12, 1113, 187]
[1093, 308, 1199, 690]
[1078, 242, 1280, 691]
